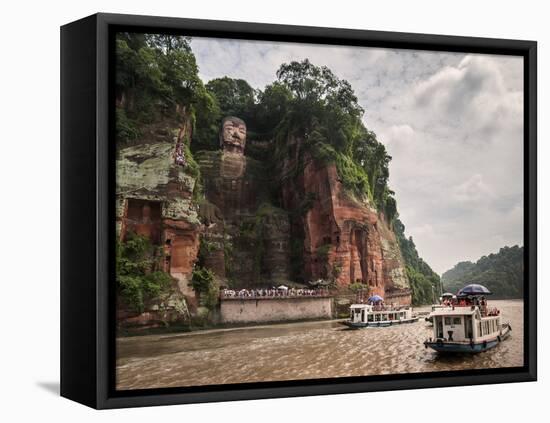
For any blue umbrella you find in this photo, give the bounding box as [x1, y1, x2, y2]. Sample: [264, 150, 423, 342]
[457, 284, 492, 296]
[367, 295, 384, 303]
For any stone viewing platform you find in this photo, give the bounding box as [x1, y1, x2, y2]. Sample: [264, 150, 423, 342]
[220, 288, 330, 300]
[219, 289, 333, 323]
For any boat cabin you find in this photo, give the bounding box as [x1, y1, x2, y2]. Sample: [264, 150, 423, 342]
[431, 306, 502, 341]
[347, 304, 416, 327]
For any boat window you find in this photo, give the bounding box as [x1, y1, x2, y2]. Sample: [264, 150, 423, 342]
[368, 314, 373, 322]
[453, 317, 461, 325]
[444, 317, 452, 325]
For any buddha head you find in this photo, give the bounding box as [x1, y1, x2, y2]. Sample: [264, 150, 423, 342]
[219, 116, 247, 154]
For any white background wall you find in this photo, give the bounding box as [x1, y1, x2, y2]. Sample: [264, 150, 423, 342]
[0, 0, 546, 421]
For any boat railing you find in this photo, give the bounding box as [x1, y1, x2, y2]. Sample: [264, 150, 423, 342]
[370, 305, 410, 312]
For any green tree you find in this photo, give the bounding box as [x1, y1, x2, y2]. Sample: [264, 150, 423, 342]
[190, 266, 218, 310]
[254, 82, 293, 136]
[205, 77, 256, 120]
[115, 33, 218, 145]
[116, 232, 174, 312]
[276, 59, 363, 149]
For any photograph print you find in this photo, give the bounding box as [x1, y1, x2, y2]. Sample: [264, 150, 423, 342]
[114, 31, 525, 391]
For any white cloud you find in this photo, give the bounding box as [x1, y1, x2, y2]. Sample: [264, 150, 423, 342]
[189, 37, 524, 274]
[453, 174, 493, 204]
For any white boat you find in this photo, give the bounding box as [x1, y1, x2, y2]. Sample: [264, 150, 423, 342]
[344, 304, 419, 328]
[424, 303, 511, 353]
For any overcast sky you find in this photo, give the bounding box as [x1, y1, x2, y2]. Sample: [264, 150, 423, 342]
[190, 37, 524, 274]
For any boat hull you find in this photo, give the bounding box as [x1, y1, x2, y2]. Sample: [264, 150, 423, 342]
[424, 324, 511, 353]
[424, 339, 499, 353]
[343, 317, 419, 329]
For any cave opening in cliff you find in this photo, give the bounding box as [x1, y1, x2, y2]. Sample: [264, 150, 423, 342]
[124, 198, 162, 244]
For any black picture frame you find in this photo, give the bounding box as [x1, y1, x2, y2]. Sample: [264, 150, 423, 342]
[60, 12, 537, 409]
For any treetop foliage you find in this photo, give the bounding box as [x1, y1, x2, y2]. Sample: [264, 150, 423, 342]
[441, 245, 524, 299]
[115, 33, 218, 144]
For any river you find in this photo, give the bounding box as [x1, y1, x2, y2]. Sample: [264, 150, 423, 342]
[116, 300, 523, 390]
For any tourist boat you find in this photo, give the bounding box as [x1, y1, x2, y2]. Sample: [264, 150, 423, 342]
[424, 284, 511, 353]
[344, 295, 419, 328]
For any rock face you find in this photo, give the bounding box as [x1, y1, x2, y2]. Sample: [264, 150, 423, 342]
[116, 291, 191, 329]
[280, 138, 411, 304]
[116, 122, 200, 324]
[116, 116, 411, 314]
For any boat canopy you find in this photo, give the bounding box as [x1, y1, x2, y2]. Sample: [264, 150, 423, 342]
[457, 284, 492, 296]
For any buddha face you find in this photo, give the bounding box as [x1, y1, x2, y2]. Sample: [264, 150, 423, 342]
[220, 117, 246, 154]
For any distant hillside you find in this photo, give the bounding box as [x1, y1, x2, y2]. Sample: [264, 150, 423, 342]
[441, 245, 524, 299]
[394, 219, 441, 305]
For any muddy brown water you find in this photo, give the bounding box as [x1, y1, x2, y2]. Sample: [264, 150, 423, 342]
[116, 300, 523, 390]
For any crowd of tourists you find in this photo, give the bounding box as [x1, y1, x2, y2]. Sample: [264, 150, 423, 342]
[220, 287, 328, 298]
[441, 296, 500, 317]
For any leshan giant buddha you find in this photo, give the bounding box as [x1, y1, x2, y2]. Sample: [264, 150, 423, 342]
[195, 116, 291, 286]
[220, 116, 247, 155]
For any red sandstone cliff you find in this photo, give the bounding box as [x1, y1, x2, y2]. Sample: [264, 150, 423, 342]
[281, 145, 411, 304]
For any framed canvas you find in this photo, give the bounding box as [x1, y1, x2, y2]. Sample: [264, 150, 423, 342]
[60, 13, 537, 409]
